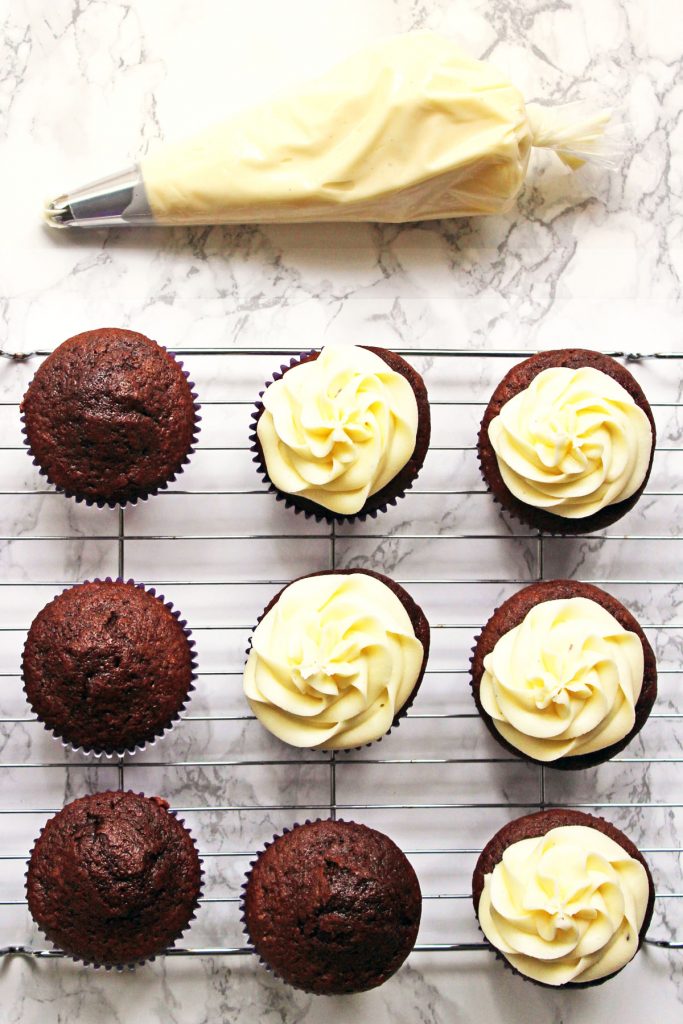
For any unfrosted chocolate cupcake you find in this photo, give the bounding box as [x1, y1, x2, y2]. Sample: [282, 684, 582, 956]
[472, 809, 655, 988]
[21, 328, 199, 506]
[242, 819, 421, 994]
[478, 350, 655, 533]
[251, 344, 430, 522]
[22, 580, 196, 755]
[244, 568, 430, 750]
[26, 791, 203, 967]
[470, 579, 657, 770]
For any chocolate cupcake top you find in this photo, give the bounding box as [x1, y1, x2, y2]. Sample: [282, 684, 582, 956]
[21, 328, 198, 505]
[23, 580, 196, 754]
[243, 569, 429, 749]
[478, 350, 655, 533]
[472, 809, 654, 987]
[243, 819, 421, 994]
[253, 345, 430, 519]
[26, 791, 202, 967]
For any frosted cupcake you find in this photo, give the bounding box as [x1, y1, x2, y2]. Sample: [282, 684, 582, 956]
[243, 569, 429, 749]
[473, 809, 655, 987]
[478, 350, 655, 533]
[470, 579, 657, 770]
[251, 344, 430, 521]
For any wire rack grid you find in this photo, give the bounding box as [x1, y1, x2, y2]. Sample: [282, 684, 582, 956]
[0, 346, 682, 961]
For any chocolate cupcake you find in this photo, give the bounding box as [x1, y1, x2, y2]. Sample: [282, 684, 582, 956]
[243, 568, 430, 750]
[242, 819, 421, 994]
[21, 327, 200, 506]
[478, 349, 655, 533]
[251, 344, 430, 522]
[472, 809, 655, 987]
[22, 579, 196, 755]
[471, 579, 657, 770]
[26, 791, 203, 967]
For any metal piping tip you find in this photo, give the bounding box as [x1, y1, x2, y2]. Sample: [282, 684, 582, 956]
[43, 196, 75, 228]
[43, 165, 154, 228]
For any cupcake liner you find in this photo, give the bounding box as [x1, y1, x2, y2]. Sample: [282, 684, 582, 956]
[25, 792, 204, 970]
[21, 346, 201, 508]
[243, 568, 430, 754]
[22, 578, 198, 759]
[471, 808, 655, 989]
[468, 579, 658, 772]
[249, 348, 429, 524]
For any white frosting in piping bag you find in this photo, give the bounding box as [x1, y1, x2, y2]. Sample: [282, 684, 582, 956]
[140, 33, 613, 226]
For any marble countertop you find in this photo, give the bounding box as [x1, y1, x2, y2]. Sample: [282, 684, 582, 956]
[2, 0, 682, 1021]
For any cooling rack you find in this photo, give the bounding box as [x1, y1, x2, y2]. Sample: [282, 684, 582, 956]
[0, 346, 681, 962]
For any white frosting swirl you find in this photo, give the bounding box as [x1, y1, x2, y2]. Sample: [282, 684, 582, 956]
[478, 825, 650, 985]
[488, 366, 652, 519]
[243, 573, 424, 749]
[480, 597, 644, 762]
[257, 345, 419, 515]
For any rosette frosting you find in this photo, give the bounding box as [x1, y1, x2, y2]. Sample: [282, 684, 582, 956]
[243, 573, 424, 749]
[479, 597, 644, 761]
[256, 345, 419, 515]
[488, 366, 652, 519]
[477, 825, 650, 984]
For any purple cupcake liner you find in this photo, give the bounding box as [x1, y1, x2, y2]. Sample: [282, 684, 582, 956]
[243, 568, 429, 754]
[20, 345, 201, 508]
[25, 791, 205, 970]
[249, 349, 426, 525]
[22, 578, 198, 759]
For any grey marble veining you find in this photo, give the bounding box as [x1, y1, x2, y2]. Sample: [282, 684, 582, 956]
[1, 0, 682, 1021]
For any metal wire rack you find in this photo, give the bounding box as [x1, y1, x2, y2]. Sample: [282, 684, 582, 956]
[0, 346, 681, 961]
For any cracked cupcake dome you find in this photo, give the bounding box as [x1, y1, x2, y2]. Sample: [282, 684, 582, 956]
[251, 344, 430, 522]
[22, 579, 197, 756]
[242, 818, 422, 994]
[26, 791, 203, 968]
[21, 327, 200, 506]
[477, 349, 655, 534]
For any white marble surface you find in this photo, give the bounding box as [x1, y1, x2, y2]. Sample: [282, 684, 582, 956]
[1, 0, 683, 1021]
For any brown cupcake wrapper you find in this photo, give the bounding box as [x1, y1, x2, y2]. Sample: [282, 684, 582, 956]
[21, 348, 201, 508]
[468, 578, 657, 771]
[23, 578, 198, 759]
[249, 349, 426, 524]
[244, 568, 429, 754]
[476, 350, 656, 536]
[25, 792, 205, 970]
[471, 808, 655, 989]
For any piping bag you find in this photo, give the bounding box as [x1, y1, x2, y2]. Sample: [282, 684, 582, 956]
[45, 32, 617, 229]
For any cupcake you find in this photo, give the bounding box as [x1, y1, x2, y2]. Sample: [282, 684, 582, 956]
[477, 349, 655, 533]
[472, 809, 655, 987]
[470, 579, 657, 770]
[26, 791, 203, 967]
[21, 327, 200, 506]
[251, 344, 430, 521]
[242, 819, 421, 994]
[22, 579, 196, 755]
[243, 568, 429, 749]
